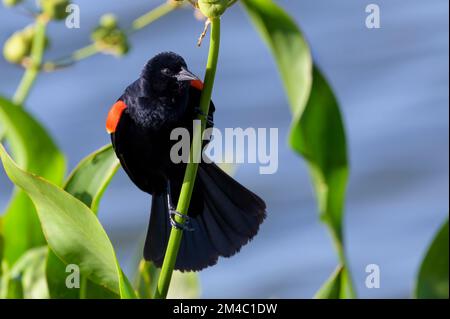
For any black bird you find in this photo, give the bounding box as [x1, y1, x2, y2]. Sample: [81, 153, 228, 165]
[107, 52, 266, 271]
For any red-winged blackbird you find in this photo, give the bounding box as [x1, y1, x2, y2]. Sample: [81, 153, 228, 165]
[107, 52, 266, 271]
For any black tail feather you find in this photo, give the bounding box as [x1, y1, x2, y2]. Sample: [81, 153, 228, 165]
[143, 193, 170, 263]
[143, 162, 266, 271]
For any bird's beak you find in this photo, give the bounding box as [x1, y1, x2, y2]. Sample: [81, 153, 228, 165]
[175, 67, 199, 82]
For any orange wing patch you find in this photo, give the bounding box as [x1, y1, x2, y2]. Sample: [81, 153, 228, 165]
[106, 100, 127, 134]
[190, 79, 204, 90]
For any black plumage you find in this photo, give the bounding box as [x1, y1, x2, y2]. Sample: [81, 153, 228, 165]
[110, 52, 266, 271]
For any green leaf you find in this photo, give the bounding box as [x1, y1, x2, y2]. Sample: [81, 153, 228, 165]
[0, 96, 66, 265]
[46, 145, 121, 299]
[242, 0, 348, 241]
[167, 271, 201, 299]
[45, 251, 80, 299]
[9, 246, 49, 299]
[82, 278, 120, 299]
[314, 265, 343, 299]
[0, 267, 24, 299]
[63, 144, 119, 214]
[241, 0, 312, 124]
[314, 265, 354, 299]
[416, 219, 449, 299]
[242, 0, 353, 297]
[0, 217, 4, 277]
[0, 145, 136, 299]
[134, 260, 160, 299]
[292, 68, 348, 241]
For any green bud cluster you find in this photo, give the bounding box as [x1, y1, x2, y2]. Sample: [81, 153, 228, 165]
[91, 14, 130, 57]
[39, 0, 71, 20]
[198, 0, 229, 18]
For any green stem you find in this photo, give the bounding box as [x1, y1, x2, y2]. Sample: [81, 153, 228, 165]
[131, 0, 178, 31]
[79, 277, 88, 299]
[44, 1, 179, 69]
[154, 17, 221, 300]
[72, 43, 98, 61]
[13, 17, 48, 105]
[327, 223, 357, 298]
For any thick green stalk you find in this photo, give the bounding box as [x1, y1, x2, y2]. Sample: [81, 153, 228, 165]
[154, 17, 221, 299]
[13, 17, 48, 105]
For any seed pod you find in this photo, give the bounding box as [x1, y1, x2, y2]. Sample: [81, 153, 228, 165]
[198, 0, 228, 18]
[39, 0, 70, 20]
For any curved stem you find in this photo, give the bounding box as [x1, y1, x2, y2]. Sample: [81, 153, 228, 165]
[13, 17, 48, 105]
[44, 1, 179, 70]
[154, 17, 221, 300]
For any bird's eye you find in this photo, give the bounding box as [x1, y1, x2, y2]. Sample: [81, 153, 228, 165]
[161, 68, 171, 76]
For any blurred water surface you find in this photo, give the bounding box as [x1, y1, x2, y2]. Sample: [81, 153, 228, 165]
[0, 1, 448, 298]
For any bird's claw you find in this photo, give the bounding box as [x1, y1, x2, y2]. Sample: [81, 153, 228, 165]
[169, 210, 194, 232]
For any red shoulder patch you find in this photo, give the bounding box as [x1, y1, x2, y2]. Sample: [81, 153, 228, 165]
[190, 79, 204, 90]
[106, 100, 127, 134]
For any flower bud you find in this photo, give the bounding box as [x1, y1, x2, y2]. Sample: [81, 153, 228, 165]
[2, 25, 50, 64]
[91, 19, 129, 57]
[198, 0, 228, 18]
[3, 0, 23, 7]
[39, 0, 70, 20]
[99, 14, 118, 29]
[3, 31, 30, 64]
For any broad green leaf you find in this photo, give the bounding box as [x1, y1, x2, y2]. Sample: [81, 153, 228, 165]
[241, 0, 312, 123]
[415, 219, 449, 299]
[0, 96, 66, 265]
[45, 251, 80, 299]
[64, 144, 119, 214]
[46, 144, 120, 299]
[242, 0, 353, 297]
[82, 278, 120, 299]
[9, 246, 49, 299]
[292, 68, 348, 241]
[0, 145, 135, 299]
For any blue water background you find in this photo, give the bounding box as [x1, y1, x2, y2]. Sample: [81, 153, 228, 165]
[0, 0, 448, 298]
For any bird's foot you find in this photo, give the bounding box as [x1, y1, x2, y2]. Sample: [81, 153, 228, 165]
[194, 107, 214, 127]
[169, 210, 194, 232]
